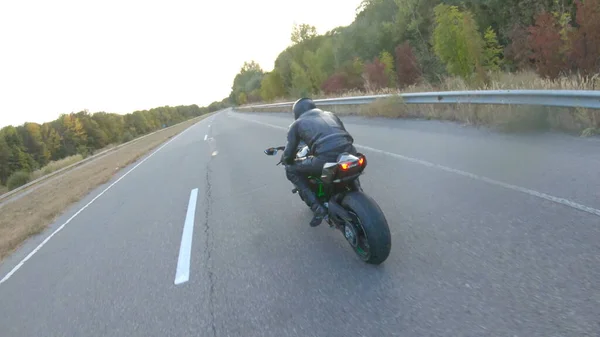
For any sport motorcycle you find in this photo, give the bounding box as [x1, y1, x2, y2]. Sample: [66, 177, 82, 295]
[264, 142, 391, 265]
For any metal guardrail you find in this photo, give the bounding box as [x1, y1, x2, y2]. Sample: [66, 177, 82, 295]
[238, 90, 600, 109]
[0, 112, 217, 205]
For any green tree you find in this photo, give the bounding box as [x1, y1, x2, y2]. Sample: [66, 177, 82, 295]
[57, 114, 88, 156]
[20, 122, 49, 167]
[1, 126, 36, 176]
[352, 57, 366, 87]
[260, 70, 286, 102]
[395, 0, 444, 81]
[230, 61, 264, 105]
[290, 61, 313, 97]
[379, 50, 397, 87]
[291, 23, 317, 45]
[303, 50, 327, 92]
[482, 26, 504, 71]
[41, 123, 61, 160]
[0, 135, 12, 185]
[238, 92, 248, 105]
[315, 40, 336, 78]
[79, 113, 109, 150]
[432, 4, 484, 79]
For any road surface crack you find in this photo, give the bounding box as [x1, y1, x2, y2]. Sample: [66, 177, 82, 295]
[204, 162, 217, 337]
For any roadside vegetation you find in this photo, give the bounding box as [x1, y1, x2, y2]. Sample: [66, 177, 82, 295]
[0, 114, 209, 262]
[229, 0, 600, 136]
[0, 101, 229, 193]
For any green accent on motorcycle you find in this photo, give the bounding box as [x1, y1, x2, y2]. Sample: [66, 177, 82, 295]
[308, 175, 326, 198]
[317, 182, 325, 197]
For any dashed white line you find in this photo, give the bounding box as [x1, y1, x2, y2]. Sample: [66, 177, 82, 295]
[231, 113, 600, 218]
[0, 121, 202, 285]
[174, 188, 199, 285]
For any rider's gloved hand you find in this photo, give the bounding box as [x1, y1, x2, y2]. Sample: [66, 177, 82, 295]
[281, 153, 294, 166]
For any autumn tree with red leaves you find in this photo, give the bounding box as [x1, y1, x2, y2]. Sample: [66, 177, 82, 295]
[362, 57, 389, 91]
[568, 0, 600, 76]
[504, 24, 534, 70]
[527, 11, 569, 79]
[321, 73, 349, 95]
[395, 41, 422, 88]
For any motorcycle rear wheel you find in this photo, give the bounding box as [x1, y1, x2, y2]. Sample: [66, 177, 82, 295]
[340, 191, 391, 265]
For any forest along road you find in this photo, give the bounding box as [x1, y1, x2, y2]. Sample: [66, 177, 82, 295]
[1, 108, 598, 337]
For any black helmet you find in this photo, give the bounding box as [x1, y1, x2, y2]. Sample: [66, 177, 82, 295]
[292, 97, 316, 120]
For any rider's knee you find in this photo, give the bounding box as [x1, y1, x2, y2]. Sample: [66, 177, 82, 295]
[285, 167, 297, 180]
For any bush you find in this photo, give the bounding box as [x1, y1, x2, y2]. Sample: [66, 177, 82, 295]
[359, 96, 408, 118]
[321, 73, 349, 95]
[30, 154, 84, 180]
[362, 57, 389, 91]
[7, 171, 32, 191]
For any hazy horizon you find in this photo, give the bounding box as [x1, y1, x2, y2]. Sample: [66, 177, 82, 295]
[0, 0, 362, 128]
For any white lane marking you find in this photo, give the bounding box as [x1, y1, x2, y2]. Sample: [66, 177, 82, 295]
[356, 144, 600, 217]
[204, 134, 207, 141]
[0, 119, 203, 285]
[174, 188, 199, 285]
[232, 114, 600, 217]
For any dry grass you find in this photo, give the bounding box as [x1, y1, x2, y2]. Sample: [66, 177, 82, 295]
[0, 145, 121, 196]
[30, 154, 85, 181]
[28, 144, 120, 181]
[0, 114, 209, 262]
[236, 71, 600, 136]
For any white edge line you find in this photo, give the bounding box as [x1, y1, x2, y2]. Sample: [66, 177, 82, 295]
[230, 113, 600, 218]
[174, 188, 199, 285]
[0, 119, 202, 285]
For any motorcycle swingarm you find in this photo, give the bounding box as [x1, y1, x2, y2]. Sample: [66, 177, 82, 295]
[326, 198, 352, 224]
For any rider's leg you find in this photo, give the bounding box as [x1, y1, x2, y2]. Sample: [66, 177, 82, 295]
[285, 156, 328, 227]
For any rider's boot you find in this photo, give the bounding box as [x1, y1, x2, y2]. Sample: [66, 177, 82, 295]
[300, 187, 327, 227]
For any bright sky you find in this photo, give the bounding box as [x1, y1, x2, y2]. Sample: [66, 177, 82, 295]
[0, 0, 362, 128]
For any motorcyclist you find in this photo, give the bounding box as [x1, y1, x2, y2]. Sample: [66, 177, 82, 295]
[282, 97, 360, 227]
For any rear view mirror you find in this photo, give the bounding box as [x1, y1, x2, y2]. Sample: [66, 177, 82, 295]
[264, 147, 278, 156]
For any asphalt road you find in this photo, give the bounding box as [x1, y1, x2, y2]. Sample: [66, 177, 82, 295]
[1, 108, 599, 337]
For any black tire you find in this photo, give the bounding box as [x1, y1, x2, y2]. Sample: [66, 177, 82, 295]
[340, 191, 391, 265]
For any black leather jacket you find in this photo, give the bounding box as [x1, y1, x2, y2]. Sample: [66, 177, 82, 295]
[282, 108, 354, 164]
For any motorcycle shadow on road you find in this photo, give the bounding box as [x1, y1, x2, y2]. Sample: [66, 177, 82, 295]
[244, 212, 404, 323]
[258, 204, 398, 277]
